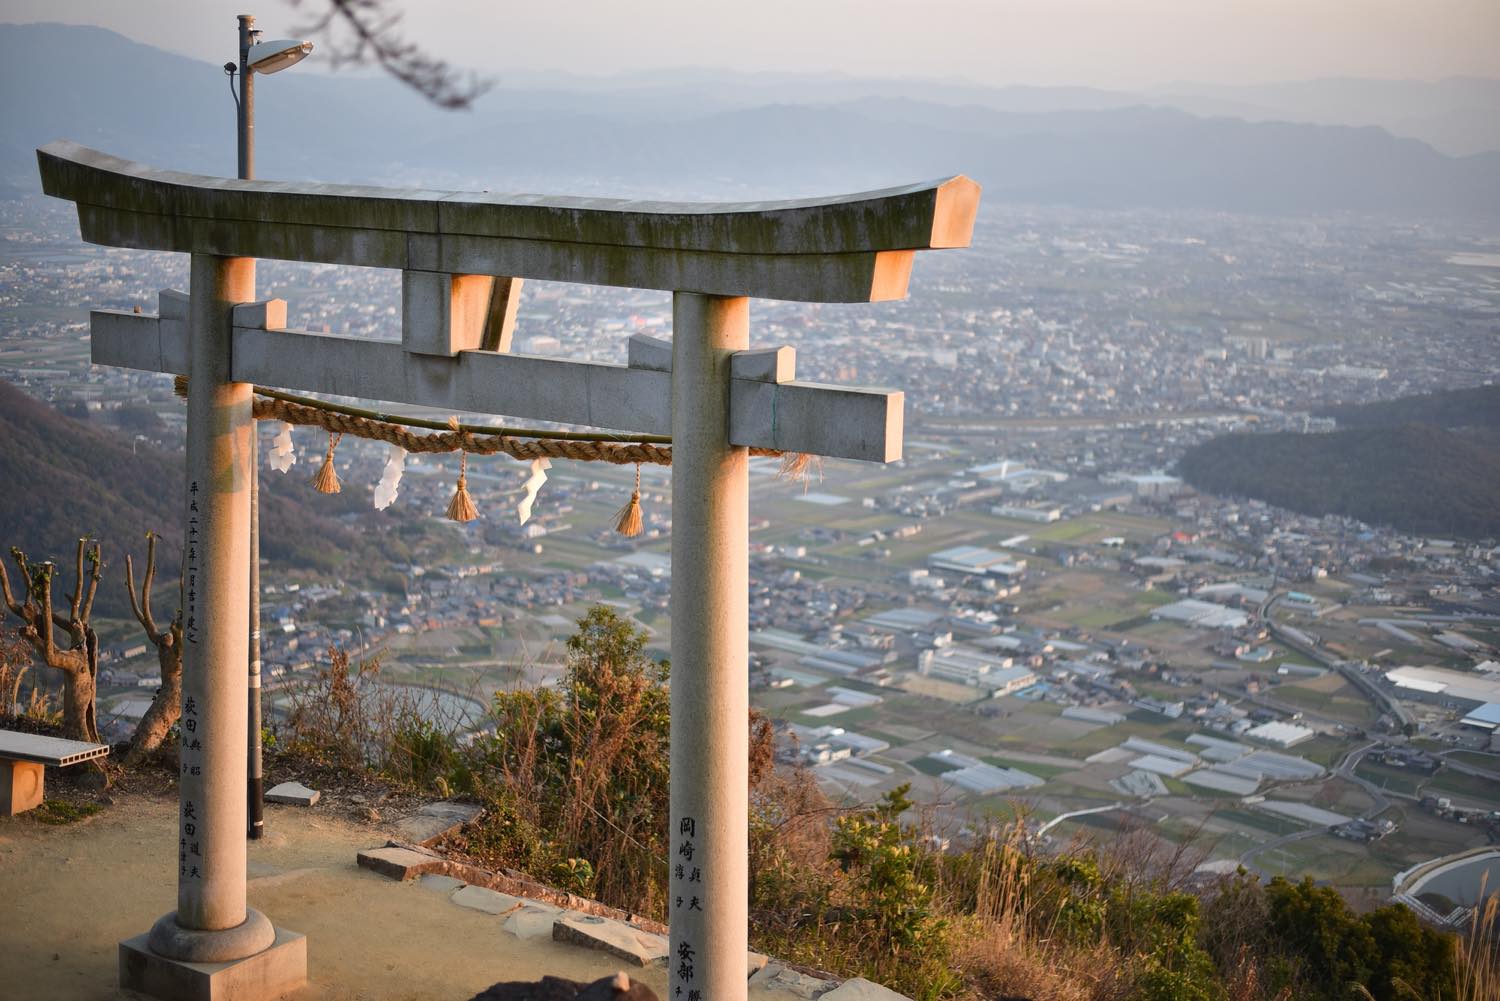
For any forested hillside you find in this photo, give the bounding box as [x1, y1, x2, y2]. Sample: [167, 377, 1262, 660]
[1317, 384, 1500, 431]
[0, 380, 369, 616]
[1177, 424, 1500, 539]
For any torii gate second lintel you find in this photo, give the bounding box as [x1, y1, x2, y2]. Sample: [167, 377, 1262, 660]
[36, 141, 979, 1001]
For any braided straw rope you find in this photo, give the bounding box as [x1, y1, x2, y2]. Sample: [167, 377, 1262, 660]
[253, 395, 787, 467]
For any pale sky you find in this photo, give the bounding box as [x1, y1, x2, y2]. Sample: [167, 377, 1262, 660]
[3, 0, 1497, 88]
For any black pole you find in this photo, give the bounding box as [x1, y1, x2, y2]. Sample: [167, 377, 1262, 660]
[238, 14, 254, 181]
[238, 12, 265, 842]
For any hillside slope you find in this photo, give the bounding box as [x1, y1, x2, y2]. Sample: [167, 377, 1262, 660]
[0, 380, 367, 616]
[1316, 384, 1500, 431]
[1177, 424, 1500, 540]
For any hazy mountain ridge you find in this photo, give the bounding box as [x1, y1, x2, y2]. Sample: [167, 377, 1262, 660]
[1148, 77, 1500, 156]
[2, 22, 1497, 215]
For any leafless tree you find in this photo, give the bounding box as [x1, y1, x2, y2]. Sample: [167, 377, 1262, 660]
[122, 532, 184, 765]
[0, 540, 103, 742]
[290, 0, 493, 109]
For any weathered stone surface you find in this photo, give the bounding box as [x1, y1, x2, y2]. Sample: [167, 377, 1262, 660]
[118, 926, 306, 1001]
[355, 846, 442, 881]
[451, 884, 524, 916]
[393, 800, 483, 845]
[417, 874, 466, 894]
[819, 977, 912, 1001]
[98, 307, 905, 463]
[39, 142, 981, 306]
[264, 781, 319, 806]
[746, 951, 770, 977]
[501, 902, 564, 940]
[749, 963, 836, 999]
[552, 914, 668, 968]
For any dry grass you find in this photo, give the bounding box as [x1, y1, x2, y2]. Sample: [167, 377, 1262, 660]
[1454, 880, 1497, 1001]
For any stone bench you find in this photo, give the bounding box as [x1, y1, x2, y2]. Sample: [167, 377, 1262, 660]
[0, 730, 110, 816]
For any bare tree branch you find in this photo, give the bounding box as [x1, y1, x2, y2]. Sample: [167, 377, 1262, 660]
[80, 540, 102, 625]
[289, 0, 493, 110]
[0, 555, 20, 618]
[123, 530, 183, 765]
[37, 562, 58, 665]
[68, 537, 84, 622]
[126, 534, 161, 642]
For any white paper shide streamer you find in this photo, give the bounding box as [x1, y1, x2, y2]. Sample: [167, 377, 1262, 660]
[516, 457, 551, 525]
[373, 443, 407, 511]
[267, 421, 297, 472]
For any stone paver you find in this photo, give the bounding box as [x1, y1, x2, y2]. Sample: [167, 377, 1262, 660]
[502, 901, 564, 940]
[750, 963, 836, 999]
[819, 977, 912, 1001]
[451, 884, 524, 916]
[417, 874, 466, 894]
[394, 801, 484, 844]
[552, 914, 668, 967]
[265, 781, 320, 806]
[356, 846, 443, 881]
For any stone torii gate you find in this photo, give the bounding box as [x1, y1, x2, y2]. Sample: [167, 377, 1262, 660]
[37, 141, 978, 1001]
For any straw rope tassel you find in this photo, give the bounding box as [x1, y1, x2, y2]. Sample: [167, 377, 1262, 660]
[614, 464, 644, 537]
[312, 432, 343, 494]
[777, 452, 815, 481]
[446, 418, 479, 522]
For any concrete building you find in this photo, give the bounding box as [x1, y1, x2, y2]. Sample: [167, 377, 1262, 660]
[918, 645, 1036, 695]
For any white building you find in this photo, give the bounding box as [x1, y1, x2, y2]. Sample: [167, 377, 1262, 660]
[1244, 721, 1315, 748]
[1151, 599, 1249, 630]
[918, 645, 1036, 695]
[928, 546, 1027, 578]
[991, 504, 1061, 523]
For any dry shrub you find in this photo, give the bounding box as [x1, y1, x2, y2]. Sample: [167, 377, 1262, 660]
[278, 644, 435, 778]
[0, 629, 31, 713]
[956, 825, 1110, 1001]
[458, 606, 673, 914]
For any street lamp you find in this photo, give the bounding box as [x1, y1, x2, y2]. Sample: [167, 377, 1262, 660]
[224, 13, 313, 842]
[224, 16, 314, 182]
[248, 38, 314, 75]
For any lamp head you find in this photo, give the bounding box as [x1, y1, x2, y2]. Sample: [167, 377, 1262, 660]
[246, 38, 313, 75]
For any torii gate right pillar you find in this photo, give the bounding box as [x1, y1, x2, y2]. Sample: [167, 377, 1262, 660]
[669, 293, 750, 1000]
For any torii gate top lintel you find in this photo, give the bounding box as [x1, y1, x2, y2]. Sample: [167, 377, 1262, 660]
[38, 140, 979, 304]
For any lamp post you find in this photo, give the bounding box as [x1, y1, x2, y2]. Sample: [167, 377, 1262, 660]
[225, 13, 312, 841]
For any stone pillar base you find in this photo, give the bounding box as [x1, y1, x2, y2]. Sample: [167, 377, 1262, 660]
[119, 927, 306, 1001]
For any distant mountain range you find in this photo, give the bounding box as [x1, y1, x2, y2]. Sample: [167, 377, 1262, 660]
[2, 22, 1497, 216]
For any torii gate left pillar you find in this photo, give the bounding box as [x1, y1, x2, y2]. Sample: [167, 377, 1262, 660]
[126, 252, 309, 998]
[38, 141, 978, 1001]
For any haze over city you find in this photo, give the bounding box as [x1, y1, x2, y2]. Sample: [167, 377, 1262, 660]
[3, 0, 1498, 87]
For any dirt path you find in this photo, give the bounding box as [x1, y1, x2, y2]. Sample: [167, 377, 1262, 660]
[0, 792, 693, 1000]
